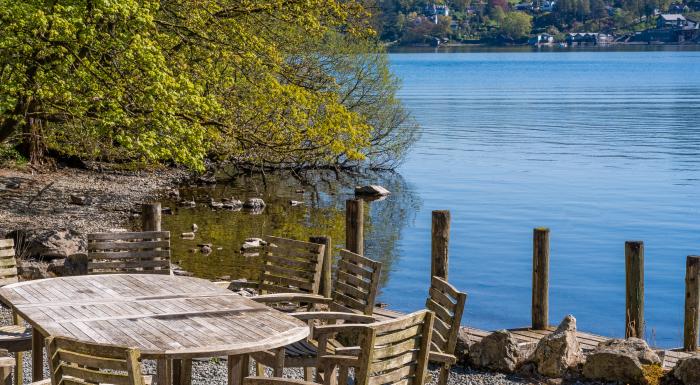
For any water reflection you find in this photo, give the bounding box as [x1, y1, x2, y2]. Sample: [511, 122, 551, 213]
[163, 171, 421, 294]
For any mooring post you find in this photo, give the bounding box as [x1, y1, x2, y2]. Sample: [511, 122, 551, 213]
[142, 202, 162, 231]
[625, 241, 645, 339]
[431, 210, 450, 280]
[310, 236, 333, 298]
[532, 227, 550, 330]
[684, 255, 700, 351]
[345, 199, 363, 255]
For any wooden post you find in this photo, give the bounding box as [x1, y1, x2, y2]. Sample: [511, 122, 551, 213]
[345, 199, 363, 255]
[684, 255, 700, 351]
[310, 236, 333, 298]
[431, 210, 450, 280]
[625, 241, 644, 339]
[532, 227, 550, 330]
[142, 202, 161, 231]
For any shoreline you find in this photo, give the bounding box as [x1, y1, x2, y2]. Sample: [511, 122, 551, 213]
[0, 165, 188, 236]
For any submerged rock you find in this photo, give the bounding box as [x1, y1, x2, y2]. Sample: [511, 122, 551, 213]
[532, 315, 584, 377]
[243, 198, 266, 209]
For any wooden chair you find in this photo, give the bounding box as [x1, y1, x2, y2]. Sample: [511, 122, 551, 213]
[250, 250, 383, 379]
[316, 310, 434, 385]
[0, 239, 32, 385]
[38, 336, 147, 385]
[254, 236, 325, 296]
[0, 349, 15, 385]
[87, 231, 171, 274]
[425, 277, 467, 385]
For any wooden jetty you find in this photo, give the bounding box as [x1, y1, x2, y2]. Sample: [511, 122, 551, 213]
[340, 200, 700, 371]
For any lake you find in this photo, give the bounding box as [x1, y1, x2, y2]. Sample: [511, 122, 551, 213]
[163, 47, 700, 348]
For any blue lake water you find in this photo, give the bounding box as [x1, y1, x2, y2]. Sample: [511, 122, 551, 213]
[384, 48, 700, 347]
[165, 47, 700, 349]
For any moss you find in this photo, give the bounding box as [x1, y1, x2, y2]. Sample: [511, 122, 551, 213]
[642, 364, 665, 385]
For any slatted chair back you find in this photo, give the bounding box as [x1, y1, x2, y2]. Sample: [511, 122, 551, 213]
[87, 231, 171, 275]
[355, 310, 434, 385]
[0, 239, 18, 287]
[260, 236, 325, 295]
[332, 250, 382, 315]
[426, 276, 467, 356]
[46, 336, 144, 385]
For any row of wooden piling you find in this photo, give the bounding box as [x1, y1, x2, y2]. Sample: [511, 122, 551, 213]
[140, 199, 699, 351]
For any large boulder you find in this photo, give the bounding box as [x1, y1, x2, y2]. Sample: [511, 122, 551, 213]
[672, 356, 700, 385]
[469, 330, 530, 373]
[8, 229, 86, 260]
[582, 338, 661, 384]
[532, 315, 585, 377]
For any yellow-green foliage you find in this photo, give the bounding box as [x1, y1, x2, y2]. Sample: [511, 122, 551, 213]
[0, 1, 409, 171]
[641, 364, 665, 385]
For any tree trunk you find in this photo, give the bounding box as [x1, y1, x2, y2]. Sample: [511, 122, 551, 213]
[21, 117, 50, 167]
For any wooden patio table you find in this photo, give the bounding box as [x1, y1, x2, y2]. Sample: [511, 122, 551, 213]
[0, 274, 309, 385]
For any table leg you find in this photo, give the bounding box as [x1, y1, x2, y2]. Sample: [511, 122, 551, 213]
[31, 329, 44, 382]
[172, 359, 192, 385]
[227, 355, 244, 385]
[157, 359, 172, 385]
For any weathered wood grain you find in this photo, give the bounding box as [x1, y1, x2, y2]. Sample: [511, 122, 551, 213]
[625, 241, 644, 339]
[87, 232, 171, 275]
[532, 228, 549, 330]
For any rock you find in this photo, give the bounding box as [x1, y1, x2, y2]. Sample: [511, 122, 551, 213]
[672, 356, 700, 385]
[455, 327, 473, 363]
[583, 338, 661, 384]
[17, 260, 53, 280]
[289, 200, 303, 206]
[64, 253, 88, 276]
[243, 198, 266, 209]
[209, 198, 224, 209]
[178, 200, 196, 208]
[70, 195, 91, 206]
[354, 185, 391, 196]
[200, 244, 212, 254]
[6, 181, 20, 189]
[167, 189, 180, 199]
[222, 200, 242, 210]
[295, 189, 305, 194]
[161, 207, 173, 215]
[8, 229, 86, 259]
[469, 330, 529, 373]
[197, 175, 216, 185]
[241, 238, 266, 250]
[181, 232, 195, 239]
[532, 315, 584, 377]
[191, 224, 198, 232]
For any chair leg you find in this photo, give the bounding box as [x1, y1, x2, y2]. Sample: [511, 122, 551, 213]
[438, 365, 450, 385]
[338, 366, 349, 385]
[255, 362, 265, 377]
[322, 363, 337, 385]
[304, 367, 313, 381]
[13, 352, 22, 385]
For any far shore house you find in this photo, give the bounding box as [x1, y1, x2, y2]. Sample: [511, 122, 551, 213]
[566, 32, 614, 45]
[528, 33, 555, 45]
[654, 14, 700, 42]
[424, 4, 449, 23]
[657, 14, 696, 29]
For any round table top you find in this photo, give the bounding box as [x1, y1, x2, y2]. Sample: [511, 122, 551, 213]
[0, 274, 309, 359]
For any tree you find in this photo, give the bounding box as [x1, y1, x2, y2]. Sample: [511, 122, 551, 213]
[500, 11, 533, 38]
[0, 0, 416, 172]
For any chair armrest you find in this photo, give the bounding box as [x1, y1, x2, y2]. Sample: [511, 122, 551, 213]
[243, 377, 318, 385]
[429, 351, 457, 365]
[253, 294, 332, 305]
[290, 311, 376, 324]
[318, 354, 361, 367]
[333, 346, 361, 355]
[312, 323, 371, 339]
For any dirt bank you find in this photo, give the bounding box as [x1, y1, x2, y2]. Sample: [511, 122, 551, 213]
[0, 166, 189, 236]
